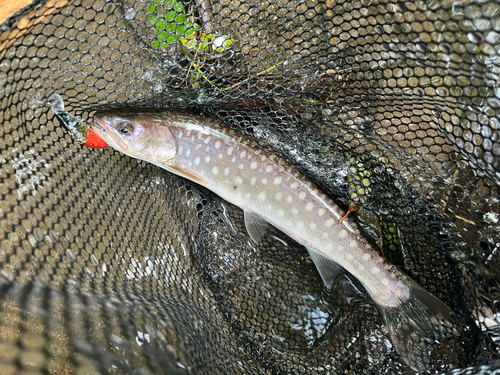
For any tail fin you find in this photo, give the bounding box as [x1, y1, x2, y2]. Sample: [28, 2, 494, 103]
[376, 275, 460, 372]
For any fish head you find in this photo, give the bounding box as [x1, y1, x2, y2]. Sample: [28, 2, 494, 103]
[92, 108, 177, 164]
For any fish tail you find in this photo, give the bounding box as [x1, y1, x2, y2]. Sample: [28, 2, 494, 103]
[376, 271, 460, 372]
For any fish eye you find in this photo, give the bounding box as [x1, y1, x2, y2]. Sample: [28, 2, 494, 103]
[117, 121, 134, 135]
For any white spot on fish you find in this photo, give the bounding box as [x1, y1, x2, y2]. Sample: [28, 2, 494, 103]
[350, 241, 357, 248]
[318, 208, 326, 216]
[231, 157, 236, 163]
[299, 191, 306, 199]
[205, 156, 211, 163]
[211, 166, 219, 175]
[227, 147, 234, 155]
[277, 209, 284, 218]
[224, 167, 230, 176]
[241, 150, 246, 158]
[371, 266, 381, 275]
[235, 177, 243, 185]
[250, 177, 257, 186]
[186, 130, 192, 137]
[357, 263, 365, 271]
[204, 136, 211, 144]
[291, 182, 299, 189]
[310, 222, 317, 230]
[197, 132, 203, 139]
[322, 233, 329, 239]
[251, 161, 258, 169]
[291, 208, 298, 216]
[265, 165, 273, 172]
[178, 145, 183, 155]
[194, 157, 200, 166]
[345, 253, 353, 260]
[362, 253, 371, 261]
[305, 202, 314, 211]
[273, 177, 282, 185]
[275, 193, 282, 201]
[381, 278, 390, 286]
[261, 178, 268, 185]
[339, 230, 347, 238]
[238, 164, 244, 170]
[215, 141, 222, 149]
[260, 155, 266, 162]
[258, 192, 267, 201]
[325, 218, 334, 227]
[186, 148, 191, 157]
[245, 192, 251, 199]
[297, 222, 304, 230]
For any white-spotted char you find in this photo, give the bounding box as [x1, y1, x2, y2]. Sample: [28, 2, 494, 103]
[92, 108, 459, 372]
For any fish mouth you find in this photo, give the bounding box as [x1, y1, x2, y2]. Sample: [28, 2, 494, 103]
[92, 117, 129, 151]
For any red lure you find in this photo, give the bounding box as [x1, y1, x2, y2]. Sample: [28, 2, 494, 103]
[47, 94, 108, 149]
[83, 127, 108, 149]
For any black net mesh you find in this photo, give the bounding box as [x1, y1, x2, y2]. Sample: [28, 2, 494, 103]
[0, 0, 500, 373]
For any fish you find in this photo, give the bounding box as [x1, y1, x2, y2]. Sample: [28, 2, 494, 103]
[46, 94, 108, 149]
[91, 108, 459, 372]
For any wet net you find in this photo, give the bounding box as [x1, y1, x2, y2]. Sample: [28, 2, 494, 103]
[0, 0, 499, 373]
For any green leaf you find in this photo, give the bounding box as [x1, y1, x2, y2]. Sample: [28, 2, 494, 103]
[176, 25, 186, 35]
[154, 0, 162, 4]
[175, 14, 185, 23]
[149, 16, 157, 25]
[165, 0, 175, 4]
[185, 28, 196, 37]
[174, 2, 183, 12]
[197, 41, 208, 52]
[203, 34, 214, 42]
[167, 35, 178, 44]
[160, 43, 169, 48]
[166, 23, 176, 32]
[153, 40, 160, 48]
[165, 10, 176, 21]
[158, 31, 168, 41]
[156, 20, 167, 30]
[194, 23, 201, 30]
[147, 4, 156, 14]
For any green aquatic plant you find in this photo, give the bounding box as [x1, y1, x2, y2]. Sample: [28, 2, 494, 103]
[148, 0, 201, 49]
[148, 0, 233, 53]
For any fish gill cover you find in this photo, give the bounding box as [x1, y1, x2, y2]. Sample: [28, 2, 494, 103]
[0, 0, 499, 374]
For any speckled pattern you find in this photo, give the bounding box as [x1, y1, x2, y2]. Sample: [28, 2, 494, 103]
[0, 0, 499, 373]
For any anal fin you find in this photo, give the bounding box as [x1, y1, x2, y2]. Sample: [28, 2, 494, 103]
[244, 211, 268, 244]
[307, 248, 344, 290]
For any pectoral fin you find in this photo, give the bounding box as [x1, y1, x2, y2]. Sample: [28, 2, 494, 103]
[163, 165, 208, 185]
[244, 211, 268, 244]
[307, 247, 344, 290]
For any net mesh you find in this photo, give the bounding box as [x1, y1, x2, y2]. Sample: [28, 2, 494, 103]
[0, 0, 499, 373]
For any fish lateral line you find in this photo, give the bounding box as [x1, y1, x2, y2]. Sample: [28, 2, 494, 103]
[91, 107, 462, 372]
